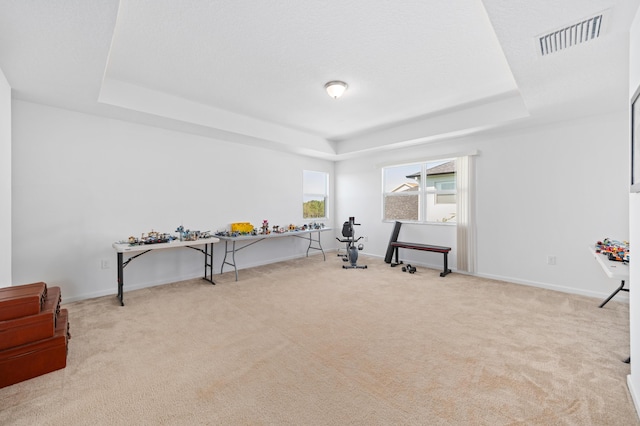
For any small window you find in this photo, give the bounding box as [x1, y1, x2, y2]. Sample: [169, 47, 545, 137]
[303, 170, 328, 219]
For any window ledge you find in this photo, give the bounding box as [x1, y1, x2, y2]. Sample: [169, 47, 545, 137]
[382, 220, 456, 227]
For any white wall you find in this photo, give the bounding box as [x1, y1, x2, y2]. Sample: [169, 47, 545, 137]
[11, 101, 335, 302]
[10, 94, 630, 306]
[627, 6, 640, 415]
[0, 67, 10, 288]
[337, 111, 629, 298]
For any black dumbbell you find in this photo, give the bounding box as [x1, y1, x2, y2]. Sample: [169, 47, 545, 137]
[408, 265, 417, 274]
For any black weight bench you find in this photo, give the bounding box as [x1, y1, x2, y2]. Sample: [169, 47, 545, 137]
[384, 221, 452, 277]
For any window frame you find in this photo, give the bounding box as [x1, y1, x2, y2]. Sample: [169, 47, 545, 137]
[382, 159, 457, 224]
[302, 170, 329, 220]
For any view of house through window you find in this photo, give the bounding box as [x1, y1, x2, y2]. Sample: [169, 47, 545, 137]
[303, 170, 328, 219]
[383, 159, 456, 223]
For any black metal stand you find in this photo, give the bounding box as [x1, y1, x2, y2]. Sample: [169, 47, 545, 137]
[116, 242, 215, 306]
[441, 252, 451, 277]
[393, 245, 452, 277]
[598, 280, 628, 308]
[598, 281, 631, 363]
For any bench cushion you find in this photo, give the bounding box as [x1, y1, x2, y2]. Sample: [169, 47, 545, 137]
[391, 242, 451, 253]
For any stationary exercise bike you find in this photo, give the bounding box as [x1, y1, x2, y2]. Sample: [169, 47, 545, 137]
[336, 217, 367, 269]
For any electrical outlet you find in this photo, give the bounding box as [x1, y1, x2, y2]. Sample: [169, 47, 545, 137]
[364, 236, 369, 242]
[547, 255, 556, 266]
[101, 259, 111, 269]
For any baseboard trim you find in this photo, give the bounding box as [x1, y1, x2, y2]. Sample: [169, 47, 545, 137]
[364, 250, 625, 302]
[473, 272, 628, 303]
[62, 251, 326, 304]
[64, 250, 625, 304]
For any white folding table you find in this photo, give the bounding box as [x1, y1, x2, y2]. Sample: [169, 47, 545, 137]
[112, 238, 219, 306]
[216, 228, 331, 281]
[589, 245, 630, 363]
[589, 245, 629, 308]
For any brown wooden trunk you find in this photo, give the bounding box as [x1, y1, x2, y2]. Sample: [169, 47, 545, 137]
[0, 282, 48, 321]
[0, 287, 61, 351]
[0, 308, 69, 388]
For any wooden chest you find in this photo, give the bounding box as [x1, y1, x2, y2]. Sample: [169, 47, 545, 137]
[0, 282, 47, 321]
[0, 287, 61, 351]
[0, 308, 69, 388]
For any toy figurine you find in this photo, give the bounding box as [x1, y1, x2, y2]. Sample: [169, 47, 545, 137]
[595, 238, 629, 263]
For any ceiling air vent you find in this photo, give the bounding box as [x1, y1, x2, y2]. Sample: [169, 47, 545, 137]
[539, 14, 603, 56]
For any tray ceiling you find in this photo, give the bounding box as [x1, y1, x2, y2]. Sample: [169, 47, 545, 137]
[0, 0, 637, 159]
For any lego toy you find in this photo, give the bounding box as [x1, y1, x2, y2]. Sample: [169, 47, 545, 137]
[213, 220, 327, 238]
[595, 238, 629, 263]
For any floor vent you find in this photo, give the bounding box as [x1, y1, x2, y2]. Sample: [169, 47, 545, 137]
[539, 14, 603, 56]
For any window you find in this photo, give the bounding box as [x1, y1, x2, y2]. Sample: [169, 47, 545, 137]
[382, 159, 456, 223]
[303, 170, 328, 219]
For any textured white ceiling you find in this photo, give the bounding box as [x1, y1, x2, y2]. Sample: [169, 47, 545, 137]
[0, 0, 638, 159]
[104, 0, 518, 138]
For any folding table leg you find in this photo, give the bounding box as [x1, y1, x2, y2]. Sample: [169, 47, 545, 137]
[598, 280, 627, 308]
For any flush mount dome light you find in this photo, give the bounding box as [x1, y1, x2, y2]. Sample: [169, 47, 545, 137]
[325, 80, 348, 99]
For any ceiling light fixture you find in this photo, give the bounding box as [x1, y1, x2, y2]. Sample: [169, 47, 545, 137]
[324, 81, 348, 99]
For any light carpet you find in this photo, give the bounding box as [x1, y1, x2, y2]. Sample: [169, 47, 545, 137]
[0, 254, 637, 425]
